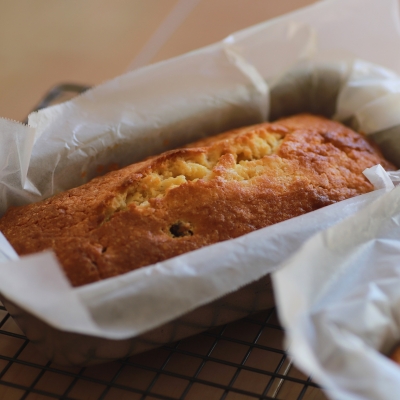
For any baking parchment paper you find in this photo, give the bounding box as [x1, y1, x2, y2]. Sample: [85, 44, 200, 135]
[0, 0, 400, 341]
[272, 170, 400, 400]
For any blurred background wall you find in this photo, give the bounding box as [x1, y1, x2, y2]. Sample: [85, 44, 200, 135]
[0, 0, 317, 121]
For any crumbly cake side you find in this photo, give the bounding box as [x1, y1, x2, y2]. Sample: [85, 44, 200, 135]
[0, 114, 394, 286]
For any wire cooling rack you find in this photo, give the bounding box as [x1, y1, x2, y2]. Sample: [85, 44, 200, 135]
[0, 85, 328, 400]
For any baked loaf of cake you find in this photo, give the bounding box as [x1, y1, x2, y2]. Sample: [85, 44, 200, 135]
[0, 114, 394, 286]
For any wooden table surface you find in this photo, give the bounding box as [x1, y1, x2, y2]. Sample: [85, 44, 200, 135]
[0, 2, 323, 400]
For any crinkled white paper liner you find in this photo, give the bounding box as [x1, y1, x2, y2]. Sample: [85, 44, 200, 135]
[273, 174, 400, 400]
[0, 0, 400, 347]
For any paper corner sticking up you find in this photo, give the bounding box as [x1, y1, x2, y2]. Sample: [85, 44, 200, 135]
[363, 164, 395, 190]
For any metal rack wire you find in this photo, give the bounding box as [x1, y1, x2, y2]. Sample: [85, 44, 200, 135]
[0, 85, 327, 400]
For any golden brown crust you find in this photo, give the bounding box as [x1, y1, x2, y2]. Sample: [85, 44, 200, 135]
[0, 114, 394, 286]
[390, 344, 400, 364]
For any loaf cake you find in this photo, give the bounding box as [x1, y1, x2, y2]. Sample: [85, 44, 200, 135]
[0, 114, 394, 286]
